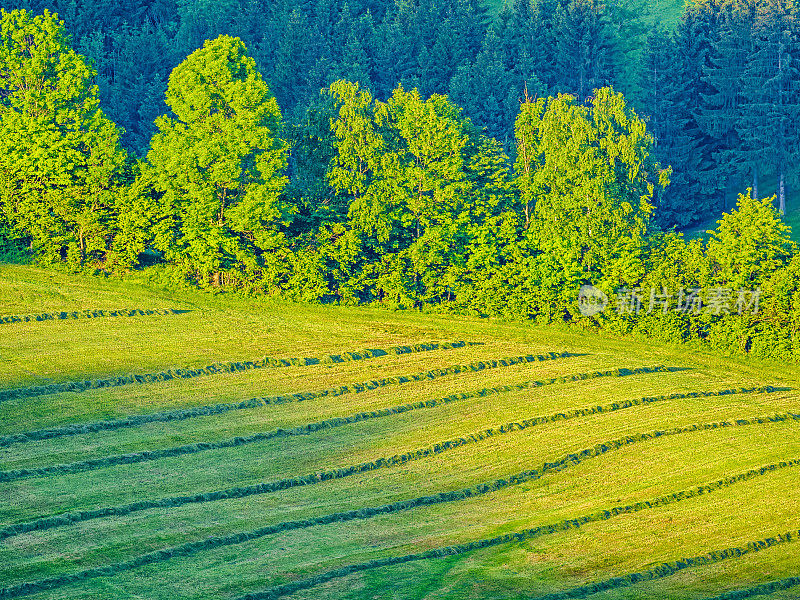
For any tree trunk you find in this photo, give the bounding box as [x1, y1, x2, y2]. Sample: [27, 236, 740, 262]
[78, 227, 86, 264]
[212, 271, 221, 287]
[752, 166, 758, 200]
[779, 171, 785, 215]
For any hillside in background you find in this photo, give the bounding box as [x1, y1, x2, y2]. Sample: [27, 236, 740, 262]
[486, 0, 686, 24]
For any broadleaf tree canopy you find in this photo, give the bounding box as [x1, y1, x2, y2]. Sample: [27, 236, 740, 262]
[146, 34, 290, 287]
[0, 8, 127, 267]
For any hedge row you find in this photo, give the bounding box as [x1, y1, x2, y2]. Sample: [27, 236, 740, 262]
[0, 351, 576, 448]
[0, 340, 480, 404]
[1, 408, 793, 599]
[0, 365, 671, 483]
[0, 385, 780, 542]
[699, 576, 800, 600]
[0, 308, 184, 325]
[236, 529, 800, 600]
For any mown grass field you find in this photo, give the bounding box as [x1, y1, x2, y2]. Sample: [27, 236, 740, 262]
[1, 263, 799, 600]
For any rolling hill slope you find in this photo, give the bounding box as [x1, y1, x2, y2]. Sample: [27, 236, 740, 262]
[0, 264, 798, 600]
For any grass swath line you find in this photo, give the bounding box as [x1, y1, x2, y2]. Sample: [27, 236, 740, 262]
[0, 340, 480, 404]
[2, 411, 796, 600]
[0, 365, 673, 483]
[0, 352, 579, 447]
[0, 308, 187, 326]
[531, 534, 800, 599]
[237, 527, 800, 600]
[0, 385, 782, 542]
[697, 576, 800, 600]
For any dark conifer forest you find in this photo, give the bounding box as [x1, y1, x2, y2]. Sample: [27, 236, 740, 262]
[6, 0, 799, 223]
[2, 0, 800, 359]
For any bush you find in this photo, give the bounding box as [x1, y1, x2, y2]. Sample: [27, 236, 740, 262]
[0, 221, 27, 262]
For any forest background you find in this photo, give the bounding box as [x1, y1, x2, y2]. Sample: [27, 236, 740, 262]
[2, 0, 800, 361]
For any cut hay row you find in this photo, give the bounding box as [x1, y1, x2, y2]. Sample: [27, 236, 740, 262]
[0, 386, 781, 541]
[0, 365, 672, 483]
[0, 352, 577, 448]
[533, 534, 800, 599]
[0, 340, 480, 404]
[0, 422, 795, 600]
[235, 529, 800, 600]
[0, 308, 185, 325]
[230, 416, 800, 600]
[698, 576, 800, 600]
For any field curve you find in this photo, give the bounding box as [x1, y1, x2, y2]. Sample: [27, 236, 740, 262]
[1, 265, 798, 600]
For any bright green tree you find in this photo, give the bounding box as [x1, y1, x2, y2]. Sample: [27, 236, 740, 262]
[328, 81, 471, 251]
[706, 192, 797, 288]
[512, 93, 546, 229]
[146, 34, 290, 288]
[327, 80, 509, 307]
[0, 9, 128, 267]
[515, 87, 669, 317]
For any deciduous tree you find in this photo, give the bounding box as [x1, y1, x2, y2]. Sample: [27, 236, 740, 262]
[146, 35, 290, 287]
[0, 9, 128, 267]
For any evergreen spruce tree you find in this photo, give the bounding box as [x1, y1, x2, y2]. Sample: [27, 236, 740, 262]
[554, 0, 618, 101]
[529, 0, 562, 92]
[449, 28, 516, 144]
[673, 0, 720, 215]
[371, 19, 403, 99]
[339, 27, 374, 90]
[83, 21, 178, 156]
[738, 0, 800, 214]
[698, 0, 754, 205]
[497, 0, 534, 75]
[492, 0, 546, 105]
[379, 1, 422, 92]
[272, 9, 316, 117]
[637, 25, 707, 227]
[604, 0, 649, 99]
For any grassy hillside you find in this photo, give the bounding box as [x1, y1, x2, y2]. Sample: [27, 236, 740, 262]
[0, 264, 799, 600]
[484, 0, 686, 27]
[680, 174, 799, 243]
[644, 0, 687, 27]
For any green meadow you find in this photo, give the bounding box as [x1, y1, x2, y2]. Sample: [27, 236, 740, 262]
[0, 264, 799, 599]
[484, 0, 686, 26]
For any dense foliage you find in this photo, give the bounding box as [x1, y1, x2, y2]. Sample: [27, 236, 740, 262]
[0, 9, 128, 265]
[5, 0, 798, 228]
[142, 35, 291, 288]
[2, 5, 800, 361]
